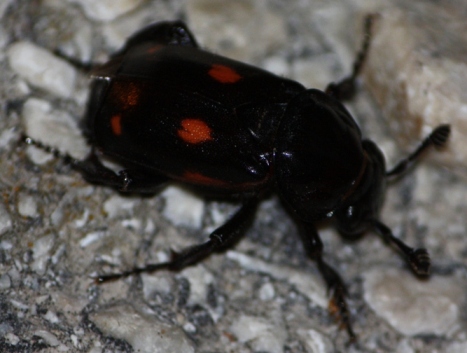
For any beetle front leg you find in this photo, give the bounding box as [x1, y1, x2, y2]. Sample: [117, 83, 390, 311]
[96, 197, 259, 282]
[298, 223, 356, 342]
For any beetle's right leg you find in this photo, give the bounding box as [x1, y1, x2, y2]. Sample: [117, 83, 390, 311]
[298, 222, 356, 342]
[96, 197, 259, 282]
[325, 14, 375, 101]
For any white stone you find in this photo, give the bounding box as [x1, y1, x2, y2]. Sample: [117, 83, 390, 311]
[103, 194, 138, 218]
[363, 8, 467, 175]
[230, 309, 286, 353]
[363, 268, 463, 336]
[0, 274, 11, 290]
[90, 304, 195, 353]
[33, 330, 68, 351]
[31, 234, 55, 275]
[296, 328, 334, 353]
[22, 98, 89, 160]
[7, 41, 76, 98]
[161, 186, 205, 228]
[180, 265, 214, 306]
[18, 194, 38, 218]
[0, 203, 12, 235]
[69, 0, 144, 22]
[258, 282, 275, 301]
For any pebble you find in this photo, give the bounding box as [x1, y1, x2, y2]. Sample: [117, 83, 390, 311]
[296, 328, 334, 353]
[17, 193, 38, 218]
[0, 203, 12, 235]
[31, 234, 55, 275]
[179, 265, 214, 306]
[230, 309, 286, 353]
[363, 268, 463, 336]
[89, 304, 195, 353]
[69, 0, 144, 22]
[103, 194, 139, 218]
[33, 330, 68, 351]
[363, 6, 467, 175]
[22, 98, 89, 160]
[7, 41, 77, 98]
[161, 186, 205, 228]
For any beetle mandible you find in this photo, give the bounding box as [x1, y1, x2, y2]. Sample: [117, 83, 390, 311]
[23, 16, 450, 340]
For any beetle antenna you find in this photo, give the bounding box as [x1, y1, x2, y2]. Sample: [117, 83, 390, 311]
[20, 133, 80, 166]
[325, 13, 377, 100]
[386, 124, 451, 177]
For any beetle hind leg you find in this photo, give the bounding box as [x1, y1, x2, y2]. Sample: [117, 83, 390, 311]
[96, 198, 259, 283]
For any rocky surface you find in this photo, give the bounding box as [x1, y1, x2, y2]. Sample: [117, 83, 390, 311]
[1, 0, 466, 352]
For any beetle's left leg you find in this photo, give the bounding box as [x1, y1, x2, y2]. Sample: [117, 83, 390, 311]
[298, 222, 356, 341]
[21, 135, 169, 193]
[96, 197, 259, 282]
[325, 14, 375, 101]
[72, 150, 169, 193]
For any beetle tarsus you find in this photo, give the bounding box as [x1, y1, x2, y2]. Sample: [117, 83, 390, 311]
[386, 124, 451, 177]
[372, 220, 431, 275]
[408, 248, 431, 275]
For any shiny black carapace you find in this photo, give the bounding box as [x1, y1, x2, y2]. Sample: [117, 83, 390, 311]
[24, 17, 450, 340]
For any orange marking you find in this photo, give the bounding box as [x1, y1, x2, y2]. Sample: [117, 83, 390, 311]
[125, 82, 140, 107]
[110, 114, 122, 136]
[112, 81, 141, 109]
[183, 171, 227, 187]
[178, 118, 213, 144]
[208, 64, 242, 84]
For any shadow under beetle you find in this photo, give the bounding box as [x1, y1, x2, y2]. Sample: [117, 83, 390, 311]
[24, 16, 451, 340]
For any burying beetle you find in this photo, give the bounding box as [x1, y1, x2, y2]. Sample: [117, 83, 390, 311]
[23, 15, 450, 340]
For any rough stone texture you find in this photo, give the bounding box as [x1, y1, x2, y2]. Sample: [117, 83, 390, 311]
[362, 2, 467, 176]
[364, 268, 464, 336]
[7, 41, 77, 98]
[1, 1, 466, 353]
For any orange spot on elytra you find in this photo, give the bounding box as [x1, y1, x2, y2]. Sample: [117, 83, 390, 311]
[112, 81, 140, 109]
[208, 64, 242, 84]
[178, 119, 213, 144]
[111, 115, 122, 136]
[183, 171, 227, 186]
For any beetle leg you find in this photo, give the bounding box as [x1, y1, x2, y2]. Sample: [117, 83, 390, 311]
[325, 14, 375, 101]
[386, 124, 451, 177]
[299, 223, 356, 342]
[96, 197, 259, 283]
[73, 151, 169, 193]
[372, 220, 431, 275]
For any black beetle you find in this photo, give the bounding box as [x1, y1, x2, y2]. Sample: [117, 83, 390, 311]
[23, 16, 450, 340]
